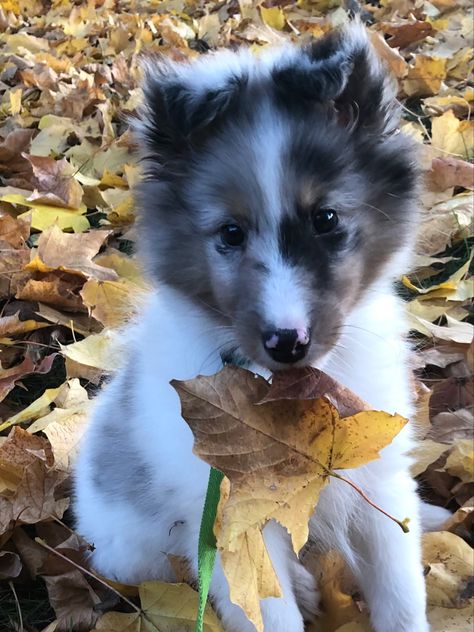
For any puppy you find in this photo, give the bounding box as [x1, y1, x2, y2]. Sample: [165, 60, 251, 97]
[75, 21, 432, 632]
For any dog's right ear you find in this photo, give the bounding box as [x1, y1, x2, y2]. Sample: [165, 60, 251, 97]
[134, 54, 245, 161]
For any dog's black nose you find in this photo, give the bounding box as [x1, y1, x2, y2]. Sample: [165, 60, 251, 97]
[262, 328, 310, 364]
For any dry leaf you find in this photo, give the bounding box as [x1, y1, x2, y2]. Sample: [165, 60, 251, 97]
[410, 440, 450, 477]
[28, 385, 91, 472]
[60, 330, 124, 374]
[381, 19, 433, 49]
[403, 55, 447, 97]
[0, 550, 22, 580]
[15, 271, 86, 311]
[260, 6, 286, 31]
[173, 366, 407, 630]
[431, 110, 474, 159]
[0, 212, 30, 247]
[0, 354, 57, 403]
[369, 31, 407, 78]
[2, 385, 63, 430]
[0, 192, 90, 232]
[93, 581, 223, 632]
[423, 531, 474, 610]
[80, 278, 143, 328]
[0, 427, 69, 536]
[445, 440, 474, 483]
[0, 312, 49, 338]
[429, 157, 474, 191]
[44, 570, 103, 632]
[24, 155, 84, 209]
[26, 225, 115, 281]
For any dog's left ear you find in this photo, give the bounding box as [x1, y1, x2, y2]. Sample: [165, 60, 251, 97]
[133, 53, 246, 161]
[272, 20, 397, 137]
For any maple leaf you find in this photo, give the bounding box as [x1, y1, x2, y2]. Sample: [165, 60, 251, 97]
[23, 154, 84, 210]
[25, 225, 115, 281]
[92, 581, 223, 632]
[0, 427, 69, 536]
[172, 366, 408, 630]
[0, 354, 57, 404]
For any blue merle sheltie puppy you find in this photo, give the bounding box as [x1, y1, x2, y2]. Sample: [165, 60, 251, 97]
[75, 20, 447, 632]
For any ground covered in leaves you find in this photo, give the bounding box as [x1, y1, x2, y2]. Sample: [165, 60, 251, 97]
[0, 0, 472, 631]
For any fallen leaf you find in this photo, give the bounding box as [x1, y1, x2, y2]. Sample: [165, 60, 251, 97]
[44, 570, 103, 632]
[260, 6, 286, 31]
[0, 550, 22, 580]
[0, 212, 30, 247]
[429, 157, 474, 191]
[369, 31, 407, 78]
[444, 497, 474, 542]
[445, 440, 474, 483]
[305, 550, 369, 632]
[0, 354, 57, 404]
[0, 312, 50, 338]
[92, 580, 223, 631]
[0, 192, 90, 232]
[140, 580, 223, 632]
[0, 128, 35, 188]
[381, 19, 433, 49]
[423, 531, 474, 609]
[24, 155, 84, 210]
[26, 225, 115, 281]
[410, 440, 450, 477]
[408, 314, 473, 344]
[172, 366, 407, 630]
[403, 55, 447, 97]
[0, 427, 69, 536]
[431, 110, 474, 159]
[15, 271, 86, 311]
[1, 385, 63, 431]
[28, 398, 91, 472]
[80, 278, 145, 328]
[60, 330, 123, 374]
[429, 409, 474, 444]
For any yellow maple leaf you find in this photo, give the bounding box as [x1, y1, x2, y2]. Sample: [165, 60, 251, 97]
[60, 330, 123, 374]
[403, 55, 447, 97]
[424, 531, 474, 631]
[80, 278, 145, 328]
[445, 440, 474, 483]
[173, 366, 408, 631]
[25, 225, 116, 281]
[260, 6, 286, 30]
[431, 110, 474, 159]
[0, 193, 89, 232]
[92, 581, 223, 632]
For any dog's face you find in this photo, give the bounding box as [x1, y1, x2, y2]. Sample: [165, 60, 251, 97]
[135, 23, 418, 370]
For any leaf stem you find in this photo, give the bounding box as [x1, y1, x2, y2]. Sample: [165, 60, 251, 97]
[328, 471, 410, 533]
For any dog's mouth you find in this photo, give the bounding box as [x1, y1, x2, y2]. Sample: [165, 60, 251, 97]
[220, 345, 315, 373]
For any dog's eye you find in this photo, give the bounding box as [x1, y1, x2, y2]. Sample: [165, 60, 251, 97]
[220, 224, 245, 247]
[312, 208, 339, 234]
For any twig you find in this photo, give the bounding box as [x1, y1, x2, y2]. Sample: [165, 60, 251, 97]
[8, 581, 23, 632]
[34, 538, 161, 631]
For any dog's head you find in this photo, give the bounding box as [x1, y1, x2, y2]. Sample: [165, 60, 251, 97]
[134, 21, 418, 370]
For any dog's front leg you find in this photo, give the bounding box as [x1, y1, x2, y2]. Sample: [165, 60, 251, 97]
[345, 469, 429, 632]
[207, 521, 312, 632]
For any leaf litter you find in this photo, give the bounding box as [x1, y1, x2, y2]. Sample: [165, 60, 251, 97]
[0, 0, 472, 631]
